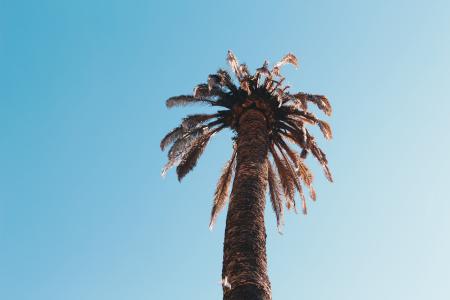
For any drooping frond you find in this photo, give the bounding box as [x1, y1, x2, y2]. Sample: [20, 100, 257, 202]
[160, 125, 184, 151]
[167, 126, 208, 161]
[270, 145, 296, 211]
[166, 95, 214, 108]
[268, 161, 284, 233]
[308, 135, 333, 182]
[292, 93, 332, 116]
[275, 144, 307, 215]
[209, 145, 237, 230]
[176, 126, 224, 181]
[275, 137, 316, 202]
[182, 114, 217, 129]
[227, 50, 243, 79]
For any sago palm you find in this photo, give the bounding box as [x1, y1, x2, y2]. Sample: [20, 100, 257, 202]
[161, 51, 333, 300]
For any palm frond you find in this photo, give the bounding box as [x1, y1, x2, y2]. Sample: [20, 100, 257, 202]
[270, 146, 296, 211]
[216, 69, 238, 92]
[160, 125, 184, 151]
[256, 60, 270, 77]
[166, 95, 214, 108]
[208, 75, 221, 91]
[308, 137, 333, 182]
[167, 126, 208, 162]
[176, 127, 223, 181]
[241, 80, 251, 95]
[268, 161, 284, 233]
[294, 93, 332, 116]
[318, 120, 333, 140]
[275, 53, 299, 69]
[182, 114, 217, 129]
[276, 144, 307, 214]
[239, 63, 250, 77]
[227, 50, 243, 79]
[209, 145, 237, 230]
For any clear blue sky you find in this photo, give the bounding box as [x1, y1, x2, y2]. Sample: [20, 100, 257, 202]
[1, 0, 450, 299]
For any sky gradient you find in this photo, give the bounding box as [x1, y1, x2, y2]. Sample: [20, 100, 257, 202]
[1, 0, 450, 299]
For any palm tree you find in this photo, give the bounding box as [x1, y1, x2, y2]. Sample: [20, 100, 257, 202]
[161, 51, 333, 300]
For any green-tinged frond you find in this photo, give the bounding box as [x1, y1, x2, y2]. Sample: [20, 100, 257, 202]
[209, 145, 237, 230]
[268, 161, 284, 233]
[166, 95, 214, 108]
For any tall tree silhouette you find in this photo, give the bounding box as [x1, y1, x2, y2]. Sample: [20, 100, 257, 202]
[161, 51, 333, 300]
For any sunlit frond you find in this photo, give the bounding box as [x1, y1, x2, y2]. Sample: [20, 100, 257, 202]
[268, 161, 284, 233]
[227, 50, 243, 79]
[166, 95, 214, 108]
[209, 145, 237, 230]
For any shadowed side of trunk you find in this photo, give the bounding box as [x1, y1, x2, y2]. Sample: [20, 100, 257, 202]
[222, 109, 271, 300]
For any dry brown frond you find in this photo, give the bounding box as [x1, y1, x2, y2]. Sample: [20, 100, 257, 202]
[209, 146, 237, 230]
[268, 161, 284, 233]
[176, 127, 223, 181]
[241, 80, 251, 95]
[207, 75, 221, 91]
[166, 95, 214, 108]
[276, 144, 307, 214]
[226, 50, 243, 79]
[160, 125, 184, 151]
[275, 53, 299, 69]
[182, 114, 217, 129]
[256, 60, 270, 77]
[294, 93, 332, 116]
[318, 120, 333, 140]
[270, 146, 296, 211]
[239, 64, 250, 77]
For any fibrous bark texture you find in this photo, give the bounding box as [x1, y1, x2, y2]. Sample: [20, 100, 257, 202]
[222, 109, 271, 300]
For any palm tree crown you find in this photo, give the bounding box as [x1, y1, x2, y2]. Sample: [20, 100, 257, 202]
[161, 51, 332, 232]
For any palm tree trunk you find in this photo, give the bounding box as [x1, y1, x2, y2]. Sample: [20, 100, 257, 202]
[222, 109, 271, 300]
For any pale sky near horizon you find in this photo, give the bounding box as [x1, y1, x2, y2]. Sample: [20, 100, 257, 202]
[1, 0, 450, 299]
